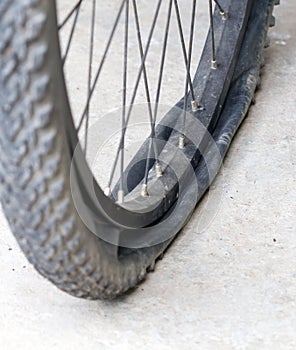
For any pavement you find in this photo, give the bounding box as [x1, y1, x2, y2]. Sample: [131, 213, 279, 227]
[0, 1, 295, 349]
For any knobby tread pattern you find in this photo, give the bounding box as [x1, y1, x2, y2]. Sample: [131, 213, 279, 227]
[0, 0, 149, 299]
[0, 0, 279, 299]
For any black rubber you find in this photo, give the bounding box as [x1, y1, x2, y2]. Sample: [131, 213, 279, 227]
[0, 0, 278, 299]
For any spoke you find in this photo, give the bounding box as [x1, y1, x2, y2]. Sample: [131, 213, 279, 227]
[153, 0, 173, 132]
[173, 0, 197, 104]
[105, 0, 163, 195]
[84, 0, 96, 155]
[180, 0, 197, 149]
[209, 0, 217, 69]
[58, 0, 84, 31]
[213, 0, 228, 19]
[132, 0, 171, 193]
[62, 2, 83, 66]
[124, 0, 163, 138]
[118, 0, 130, 204]
[132, 0, 153, 116]
[78, 0, 126, 133]
[142, 0, 174, 194]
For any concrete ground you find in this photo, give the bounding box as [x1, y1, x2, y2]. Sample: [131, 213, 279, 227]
[0, 1, 295, 349]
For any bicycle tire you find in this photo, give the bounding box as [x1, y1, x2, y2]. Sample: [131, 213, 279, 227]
[0, 0, 278, 299]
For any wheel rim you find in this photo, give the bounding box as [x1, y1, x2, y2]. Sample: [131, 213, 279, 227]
[56, 0, 253, 230]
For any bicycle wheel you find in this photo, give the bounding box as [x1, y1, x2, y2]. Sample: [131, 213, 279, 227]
[0, 0, 278, 299]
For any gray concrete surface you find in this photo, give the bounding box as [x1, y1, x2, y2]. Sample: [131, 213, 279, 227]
[0, 1, 295, 349]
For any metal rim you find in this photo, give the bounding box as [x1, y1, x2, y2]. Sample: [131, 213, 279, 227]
[57, 0, 253, 229]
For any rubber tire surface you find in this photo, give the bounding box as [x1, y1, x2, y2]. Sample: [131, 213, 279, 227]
[0, 0, 277, 299]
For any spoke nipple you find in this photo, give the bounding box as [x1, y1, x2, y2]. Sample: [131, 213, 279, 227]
[118, 190, 125, 204]
[220, 11, 228, 20]
[156, 163, 163, 178]
[191, 100, 199, 112]
[104, 187, 111, 197]
[141, 184, 149, 198]
[179, 135, 186, 149]
[211, 60, 218, 70]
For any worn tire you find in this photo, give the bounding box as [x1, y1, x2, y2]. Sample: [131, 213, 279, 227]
[0, 0, 278, 299]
